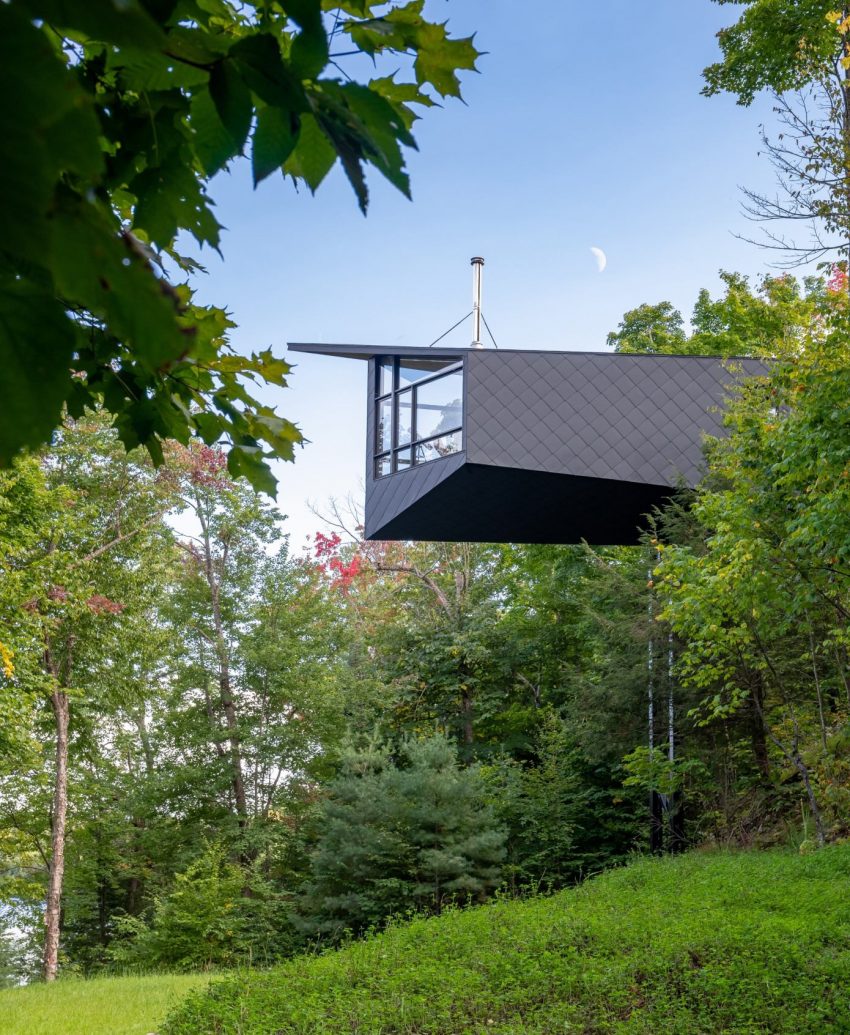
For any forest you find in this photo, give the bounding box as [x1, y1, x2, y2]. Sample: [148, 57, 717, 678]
[2, 1, 850, 1032]
[2, 267, 849, 984]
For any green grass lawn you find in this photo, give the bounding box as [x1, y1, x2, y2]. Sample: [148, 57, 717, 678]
[5, 848, 850, 1035]
[165, 845, 850, 1034]
[0, 972, 210, 1035]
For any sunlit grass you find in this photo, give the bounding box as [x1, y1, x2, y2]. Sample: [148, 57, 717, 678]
[0, 972, 210, 1035]
[166, 845, 850, 1034]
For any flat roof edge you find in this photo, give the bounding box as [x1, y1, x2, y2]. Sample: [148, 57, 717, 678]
[287, 342, 468, 360]
[287, 342, 769, 364]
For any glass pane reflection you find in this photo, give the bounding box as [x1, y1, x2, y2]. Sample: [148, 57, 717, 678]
[396, 389, 412, 446]
[415, 431, 462, 464]
[378, 359, 393, 396]
[398, 357, 454, 388]
[375, 454, 391, 478]
[415, 371, 462, 440]
[376, 397, 393, 453]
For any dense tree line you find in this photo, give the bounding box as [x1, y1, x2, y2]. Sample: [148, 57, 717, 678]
[2, 269, 849, 980]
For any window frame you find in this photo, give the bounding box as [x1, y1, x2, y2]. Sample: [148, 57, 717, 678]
[373, 356, 464, 478]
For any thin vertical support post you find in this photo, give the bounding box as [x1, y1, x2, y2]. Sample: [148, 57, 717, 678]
[647, 564, 663, 853]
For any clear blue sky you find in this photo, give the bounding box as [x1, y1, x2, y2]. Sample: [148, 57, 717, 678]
[191, 1, 792, 548]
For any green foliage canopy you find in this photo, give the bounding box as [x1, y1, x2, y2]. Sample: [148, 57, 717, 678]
[702, 0, 839, 106]
[0, 0, 479, 491]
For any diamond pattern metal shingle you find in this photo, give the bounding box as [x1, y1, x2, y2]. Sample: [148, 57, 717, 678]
[465, 351, 763, 487]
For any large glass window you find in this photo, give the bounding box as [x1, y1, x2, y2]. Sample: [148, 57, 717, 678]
[373, 356, 463, 477]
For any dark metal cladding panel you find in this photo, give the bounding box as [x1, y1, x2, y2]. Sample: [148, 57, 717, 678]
[365, 451, 466, 539]
[368, 463, 675, 545]
[465, 351, 765, 487]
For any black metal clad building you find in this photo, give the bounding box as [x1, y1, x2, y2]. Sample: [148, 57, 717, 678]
[288, 343, 765, 545]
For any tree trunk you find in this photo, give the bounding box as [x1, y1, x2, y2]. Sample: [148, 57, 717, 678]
[43, 687, 69, 982]
[198, 503, 248, 823]
[460, 687, 474, 749]
[748, 677, 771, 781]
[791, 749, 827, 847]
[807, 623, 829, 752]
[219, 655, 248, 820]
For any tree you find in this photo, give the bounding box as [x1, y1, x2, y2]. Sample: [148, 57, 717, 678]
[658, 284, 850, 846]
[606, 301, 688, 354]
[331, 538, 518, 756]
[0, 1, 480, 488]
[607, 271, 819, 358]
[0, 416, 174, 980]
[296, 735, 505, 940]
[703, 1, 850, 264]
[485, 709, 638, 890]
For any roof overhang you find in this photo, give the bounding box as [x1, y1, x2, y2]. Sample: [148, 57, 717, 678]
[288, 342, 468, 361]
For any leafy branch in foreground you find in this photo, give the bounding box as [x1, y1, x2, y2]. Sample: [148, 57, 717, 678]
[0, 0, 479, 491]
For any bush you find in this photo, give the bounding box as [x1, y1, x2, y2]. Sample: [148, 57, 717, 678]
[109, 843, 296, 971]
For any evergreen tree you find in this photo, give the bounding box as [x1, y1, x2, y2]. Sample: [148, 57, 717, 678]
[297, 736, 505, 940]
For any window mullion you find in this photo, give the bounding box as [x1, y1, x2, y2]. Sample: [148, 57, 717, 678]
[411, 385, 418, 461]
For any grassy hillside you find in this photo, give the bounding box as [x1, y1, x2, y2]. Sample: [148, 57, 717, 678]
[165, 846, 850, 1034]
[0, 972, 209, 1035]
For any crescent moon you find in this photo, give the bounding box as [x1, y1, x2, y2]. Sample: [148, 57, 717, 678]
[590, 246, 607, 273]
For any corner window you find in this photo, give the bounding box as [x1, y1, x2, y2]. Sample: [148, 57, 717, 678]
[374, 356, 463, 477]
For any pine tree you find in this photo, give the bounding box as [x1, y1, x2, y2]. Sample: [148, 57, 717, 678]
[297, 736, 505, 940]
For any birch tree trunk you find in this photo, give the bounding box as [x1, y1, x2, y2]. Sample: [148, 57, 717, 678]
[43, 685, 69, 982]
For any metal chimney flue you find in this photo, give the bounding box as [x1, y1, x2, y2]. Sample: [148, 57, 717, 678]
[471, 256, 484, 348]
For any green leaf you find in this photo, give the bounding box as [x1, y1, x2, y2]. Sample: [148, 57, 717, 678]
[284, 0, 329, 79]
[49, 194, 188, 371]
[283, 113, 337, 192]
[132, 159, 223, 250]
[0, 280, 76, 465]
[66, 380, 95, 421]
[18, 0, 166, 49]
[332, 81, 415, 195]
[347, 2, 426, 56]
[108, 47, 210, 91]
[0, 7, 103, 264]
[370, 73, 435, 131]
[227, 445, 278, 495]
[254, 348, 293, 386]
[209, 60, 253, 155]
[193, 412, 225, 445]
[210, 349, 293, 384]
[190, 88, 238, 176]
[230, 33, 307, 110]
[248, 410, 301, 460]
[346, 4, 479, 98]
[413, 26, 479, 99]
[252, 108, 300, 186]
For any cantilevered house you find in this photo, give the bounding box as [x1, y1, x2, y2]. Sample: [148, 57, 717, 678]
[287, 341, 765, 546]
